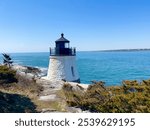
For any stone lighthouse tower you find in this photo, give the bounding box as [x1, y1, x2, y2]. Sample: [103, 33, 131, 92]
[47, 33, 80, 83]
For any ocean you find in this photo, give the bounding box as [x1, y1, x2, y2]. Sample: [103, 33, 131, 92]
[1, 51, 150, 86]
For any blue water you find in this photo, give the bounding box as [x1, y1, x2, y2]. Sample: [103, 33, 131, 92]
[1, 51, 150, 86]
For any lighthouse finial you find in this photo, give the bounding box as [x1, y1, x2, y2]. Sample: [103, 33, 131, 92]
[61, 33, 64, 37]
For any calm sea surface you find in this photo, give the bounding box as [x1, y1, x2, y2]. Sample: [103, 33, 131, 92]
[1, 51, 150, 86]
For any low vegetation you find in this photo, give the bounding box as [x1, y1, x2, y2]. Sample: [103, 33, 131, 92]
[0, 65, 45, 112]
[0, 65, 68, 113]
[62, 80, 150, 113]
[1, 64, 150, 113]
[0, 65, 17, 84]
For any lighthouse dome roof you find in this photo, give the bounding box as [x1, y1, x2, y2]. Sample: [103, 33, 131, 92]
[55, 33, 70, 43]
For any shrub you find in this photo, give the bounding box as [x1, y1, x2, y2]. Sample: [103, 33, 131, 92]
[141, 79, 150, 86]
[63, 81, 111, 112]
[63, 80, 150, 113]
[122, 80, 139, 93]
[122, 80, 139, 87]
[0, 65, 17, 84]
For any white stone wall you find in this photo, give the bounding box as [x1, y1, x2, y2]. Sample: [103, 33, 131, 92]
[47, 56, 80, 82]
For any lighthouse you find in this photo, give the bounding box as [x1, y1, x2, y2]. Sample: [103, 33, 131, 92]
[47, 33, 80, 83]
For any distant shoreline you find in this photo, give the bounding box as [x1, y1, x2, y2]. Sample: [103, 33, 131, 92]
[1, 49, 150, 54]
[87, 48, 150, 52]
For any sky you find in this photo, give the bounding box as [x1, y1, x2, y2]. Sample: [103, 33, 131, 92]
[0, 0, 150, 53]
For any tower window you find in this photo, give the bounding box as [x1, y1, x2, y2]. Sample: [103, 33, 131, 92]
[71, 66, 75, 77]
[65, 43, 69, 48]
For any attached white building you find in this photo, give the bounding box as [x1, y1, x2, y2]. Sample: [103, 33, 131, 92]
[47, 33, 80, 83]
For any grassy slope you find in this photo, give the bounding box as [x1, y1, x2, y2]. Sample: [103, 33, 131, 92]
[0, 65, 61, 113]
[0, 65, 71, 113]
[0, 73, 43, 113]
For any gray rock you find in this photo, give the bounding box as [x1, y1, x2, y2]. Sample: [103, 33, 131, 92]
[127, 88, 137, 93]
[39, 94, 57, 101]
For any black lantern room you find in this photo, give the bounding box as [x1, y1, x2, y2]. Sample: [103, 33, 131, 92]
[50, 33, 76, 56]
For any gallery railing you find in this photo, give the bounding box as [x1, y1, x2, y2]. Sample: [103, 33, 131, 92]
[50, 47, 76, 56]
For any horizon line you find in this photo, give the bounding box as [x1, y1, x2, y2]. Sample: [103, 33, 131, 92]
[1, 48, 150, 54]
